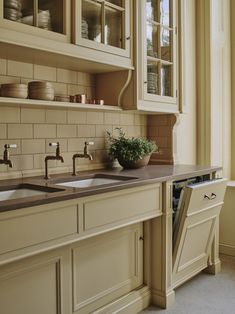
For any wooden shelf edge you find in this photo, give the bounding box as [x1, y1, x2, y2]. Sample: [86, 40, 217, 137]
[0, 97, 123, 112]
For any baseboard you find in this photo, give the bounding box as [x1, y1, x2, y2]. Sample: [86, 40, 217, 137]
[94, 285, 151, 314]
[219, 244, 235, 257]
[151, 288, 175, 309]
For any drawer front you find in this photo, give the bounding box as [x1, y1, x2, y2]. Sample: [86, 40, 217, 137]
[186, 179, 227, 215]
[0, 205, 78, 255]
[83, 184, 161, 231]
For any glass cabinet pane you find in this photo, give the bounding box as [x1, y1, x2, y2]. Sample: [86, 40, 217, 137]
[160, 27, 171, 61]
[161, 64, 172, 96]
[105, 7, 123, 48]
[146, 0, 158, 22]
[147, 61, 159, 95]
[3, 0, 64, 33]
[146, 22, 159, 58]
[38, 0, 63, 33]
[160, 0, 170, 27]
[82, 0, 102, 43]
[106, 0, 123, 7]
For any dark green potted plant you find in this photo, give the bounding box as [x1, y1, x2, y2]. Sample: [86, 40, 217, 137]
[106, 128, 157, 169]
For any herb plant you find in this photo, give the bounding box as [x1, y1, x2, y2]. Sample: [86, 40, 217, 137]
[106, 128, 157, 162]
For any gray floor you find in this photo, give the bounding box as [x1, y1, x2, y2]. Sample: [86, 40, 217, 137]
[141, 255, 235, 314]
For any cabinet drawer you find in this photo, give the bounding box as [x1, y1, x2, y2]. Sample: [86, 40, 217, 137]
[0, 205, 78, 255]
[83, 184, 161, 231]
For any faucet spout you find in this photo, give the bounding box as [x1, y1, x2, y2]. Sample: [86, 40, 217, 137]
[0, 144, 17, 168]
[72, 141, 94, 176]
[44, 142, 64, 179]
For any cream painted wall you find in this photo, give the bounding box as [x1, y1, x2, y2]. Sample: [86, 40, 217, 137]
[174, 0, 197, 165]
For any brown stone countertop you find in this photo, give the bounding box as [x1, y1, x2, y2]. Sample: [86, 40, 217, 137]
[0, 164, 221, 213]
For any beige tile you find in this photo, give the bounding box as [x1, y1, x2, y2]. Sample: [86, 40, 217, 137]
[86, 86, 96, 99]
[0, 139, 21, 154]
[57, 125, 77, 138]
[9, 155, 33, 171]
[83, 73, 95, 86]
[92, 138, 105, 150]
[0, 75, 21, 84]
[68, 138, 85, 152]
[57, 68, 77, 84]
[21, 108, 45, 123]
[34, 154, 56, 169]
[68, 110, 86, 124]
[87, 112, 103, 125]
[67, 84, 85, 96]
[92, 150, 108, 163]
[34, 64, 57, 81]
[96, 125, 112, 138]
[0, 107, 20, 123]
[104, 112, 120, 125]
[0, 124, 6, 139]
[127, 125, 142, 137]
[8, 124, 33, 139]
[46, 139, 68, 153]
[77, 72, 85, 85]
[141, 126, 147, 137]
[46, 109, 67, 123]
[34, 124, 56, 138]
[22, 139, 45, 154]
[77, 125, 96, 137]
[134, 114, 147, 126]
[0, 59, 7, 75]
[7, 60, 33, 78]
[120, 113, 135, 126]
[52, 82, 68, 95]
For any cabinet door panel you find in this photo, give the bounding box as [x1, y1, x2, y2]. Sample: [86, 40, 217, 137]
[72, 224, 143, 314]
[172, 179, 227, 287]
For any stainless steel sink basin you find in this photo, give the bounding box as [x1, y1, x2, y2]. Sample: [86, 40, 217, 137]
[0, 184, 63, 202]
[56, 174, 137, 189]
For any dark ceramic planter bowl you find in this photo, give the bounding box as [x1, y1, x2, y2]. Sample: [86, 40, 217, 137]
[117, 155, 151, 169]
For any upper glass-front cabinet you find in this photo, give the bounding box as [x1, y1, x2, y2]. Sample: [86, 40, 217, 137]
[73, 0, 131, 58]
[0, 0, 70, 42]
[143, 0, 177, 110]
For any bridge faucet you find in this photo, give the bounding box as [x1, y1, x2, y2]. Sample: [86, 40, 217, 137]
[72, 141, 94, 176]
[44, 142, 64, 179]
[0, 144, 17, 168]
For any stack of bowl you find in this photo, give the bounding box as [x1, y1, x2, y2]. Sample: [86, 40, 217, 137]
[0, 83, 28, 98]
[28, 81, 54, 101]
[4, 0, 22, 21]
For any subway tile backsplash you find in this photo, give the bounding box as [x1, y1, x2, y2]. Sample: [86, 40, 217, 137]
[0, 59, 148, 179]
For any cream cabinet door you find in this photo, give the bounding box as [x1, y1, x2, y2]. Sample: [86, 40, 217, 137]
[72, 223, 143, 314]
[172, 179, 227, 288]
[0, 247, 71, 314]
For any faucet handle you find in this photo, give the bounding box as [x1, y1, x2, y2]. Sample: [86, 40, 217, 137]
[49, 142, 59, 147]
[85, 141, 94, 146]
[4, 144, 17, 149]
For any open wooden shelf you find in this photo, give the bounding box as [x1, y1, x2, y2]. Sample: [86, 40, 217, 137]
[0, 97, 123, 112]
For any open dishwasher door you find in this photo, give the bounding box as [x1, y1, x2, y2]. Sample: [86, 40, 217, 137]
[172, 178, 227, 288]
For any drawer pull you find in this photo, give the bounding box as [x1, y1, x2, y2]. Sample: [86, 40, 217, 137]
[204, 193, 217, 200]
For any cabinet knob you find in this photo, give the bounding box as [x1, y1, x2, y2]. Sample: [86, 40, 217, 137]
[144, 81, 148, 84]
[126, 36, 130, 40]
[139, 236, 144, 241]
[204, 193, 217, 200]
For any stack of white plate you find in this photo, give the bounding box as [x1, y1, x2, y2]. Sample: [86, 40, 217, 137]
[20, 10, 52, 30]
[28, 81, 54, 101]
[147, 72, 158, 94]
[4, 0, 22, 21]
[0, 83, 28, 98]
[82, 19, 88, 39]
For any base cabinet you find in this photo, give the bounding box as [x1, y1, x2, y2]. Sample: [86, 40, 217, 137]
[71, 223, 143, 314]
[0, 248, 71, 314]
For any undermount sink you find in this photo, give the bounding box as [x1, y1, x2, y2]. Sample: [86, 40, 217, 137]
[0, 184, 63, 202]
[56, 174, 137, 189]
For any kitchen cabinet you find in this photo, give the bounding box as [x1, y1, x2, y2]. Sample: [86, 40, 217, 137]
[96, 0, 179, 113]
[0, 247, 71, 314]
[73, 0, 131, 59]
[72, 223, 143, 314]
[0, 0, 71, 42]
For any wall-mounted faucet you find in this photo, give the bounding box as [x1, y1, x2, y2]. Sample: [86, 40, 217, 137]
[44, 142, 64, 179]
[0, 144, 17, 168]
[72, 141, 94, 176]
